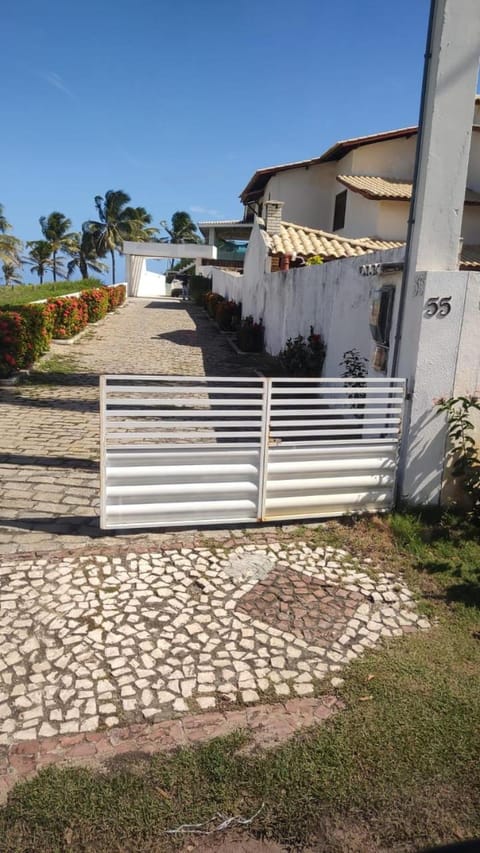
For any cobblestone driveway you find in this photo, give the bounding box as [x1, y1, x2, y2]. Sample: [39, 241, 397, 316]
[0, 296, 430, 775]
[0, 298, 250, 555]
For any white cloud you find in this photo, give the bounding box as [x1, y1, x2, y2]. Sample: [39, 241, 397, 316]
[39, 71, 74, 98]
[189, 205, 222, 217]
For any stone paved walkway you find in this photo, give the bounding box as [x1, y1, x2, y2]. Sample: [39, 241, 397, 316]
[0, 298, 252, 555]
[0, 539, 428, 748]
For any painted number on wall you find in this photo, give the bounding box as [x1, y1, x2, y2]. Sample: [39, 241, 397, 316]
[423, 297, 452, 318]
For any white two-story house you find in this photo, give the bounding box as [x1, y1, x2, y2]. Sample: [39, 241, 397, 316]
[199, 96, 480, 273]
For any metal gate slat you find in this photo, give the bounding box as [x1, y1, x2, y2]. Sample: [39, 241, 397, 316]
[100, 375, 406, 530]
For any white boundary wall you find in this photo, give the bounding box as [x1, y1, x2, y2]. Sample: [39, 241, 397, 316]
[213, 246, 405, 377]
[212, 251, 480, 508]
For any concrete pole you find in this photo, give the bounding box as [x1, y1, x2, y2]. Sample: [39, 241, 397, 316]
[395, 0, 480, 505]
[407, 0, 479, 272]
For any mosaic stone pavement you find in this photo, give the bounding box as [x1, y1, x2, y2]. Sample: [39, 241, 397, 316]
[0, 541, 429, 746]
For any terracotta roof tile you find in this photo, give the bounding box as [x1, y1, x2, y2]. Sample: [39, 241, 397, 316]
[460, 245, 480, 270]
[266, 221, 403, 261]
[337, 175, 412, 200]
[337, 175, 480, 205]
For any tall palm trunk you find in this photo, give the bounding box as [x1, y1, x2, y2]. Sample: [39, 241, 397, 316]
[79, 256, 88, 279]
[53, 250, 57, 282]
[110, 249, 116, 284]
[40, 270, 44, 284]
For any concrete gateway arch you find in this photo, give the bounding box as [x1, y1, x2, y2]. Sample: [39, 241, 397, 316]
[123, 241, 217, 297]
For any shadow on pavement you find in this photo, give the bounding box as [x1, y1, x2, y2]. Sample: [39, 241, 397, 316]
[0, 453, 97, 470]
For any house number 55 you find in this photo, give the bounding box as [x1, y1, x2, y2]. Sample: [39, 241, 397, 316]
[424, 297, 452, 318]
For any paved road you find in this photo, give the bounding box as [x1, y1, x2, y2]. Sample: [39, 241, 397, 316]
[0, 298, 253, 555]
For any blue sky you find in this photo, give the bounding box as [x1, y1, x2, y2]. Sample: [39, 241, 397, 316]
[1, 0, 431, 280]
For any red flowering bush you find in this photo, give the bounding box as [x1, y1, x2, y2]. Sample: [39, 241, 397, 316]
[0, 302, 57, 364]
[279, 326, 326, 376]
[215, 299, 241, 332]
[47, 296, 89, 339]
[103, 284, 126, 310]
[0, 311, 29, 376]
[237, 315, 264, 353]
[205, 291, 224, 318]
[80, 288, 109, 323]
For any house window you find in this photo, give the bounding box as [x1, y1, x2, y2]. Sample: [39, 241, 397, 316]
[369, 285, 395, 347]
[332, 190, 347, 231]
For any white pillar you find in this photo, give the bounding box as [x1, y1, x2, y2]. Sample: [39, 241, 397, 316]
[397, 0, 480, 505]
[408, 0, 479, 272]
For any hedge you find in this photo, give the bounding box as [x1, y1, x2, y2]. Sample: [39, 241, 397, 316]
[0, 312, 29, 376]
[0, 302, 56, 363]
[104, 284, 126, 310]
[0, 285, 127, 377]
[47, 296, 89, 339]
[80, 288, 109, 323]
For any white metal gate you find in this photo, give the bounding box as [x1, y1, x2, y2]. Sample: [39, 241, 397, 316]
[100, 375, 405, 530]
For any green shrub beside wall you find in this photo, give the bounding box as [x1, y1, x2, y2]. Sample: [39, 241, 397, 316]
[188, 275, 212, 306]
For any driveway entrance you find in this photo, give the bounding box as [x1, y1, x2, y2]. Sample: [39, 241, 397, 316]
[100, 374, 405, 530]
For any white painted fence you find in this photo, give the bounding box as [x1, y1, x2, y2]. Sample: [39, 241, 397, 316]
[100, 375, 406, 530]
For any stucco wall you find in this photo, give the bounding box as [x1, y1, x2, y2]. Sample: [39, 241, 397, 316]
[339, 192, 380, 240]
[347, 136, 417, 180]
[214, 240, 405, 377]
[261, 163, 336, 230]
[136, 267, 169, 297]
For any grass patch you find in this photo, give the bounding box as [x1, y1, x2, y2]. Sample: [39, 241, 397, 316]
[1, 513, 480, 852]
[0, 279, 102, 307]
[24, 353, 80, 381]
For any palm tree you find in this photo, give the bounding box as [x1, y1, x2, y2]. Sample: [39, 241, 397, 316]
[0, 203, 23, 269]
[160, 211, 201, 245]
[2, 261, 22, 287]
[0, 204, 12, 234]
[39, 211, 75, 282]
[125, 206, 159, 242]
[66, 230, 109, 280]
[85, 190, 157, 284]
[27, 240, 57, 284]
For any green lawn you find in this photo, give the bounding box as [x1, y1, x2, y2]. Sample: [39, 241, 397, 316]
[0, 279, 104, 307]
[1, 513, 479, 853]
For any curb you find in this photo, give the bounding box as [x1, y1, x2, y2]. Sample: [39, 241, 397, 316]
[0, 696, 342, 801]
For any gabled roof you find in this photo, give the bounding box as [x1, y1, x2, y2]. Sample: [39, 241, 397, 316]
[265, 221, 403, 261]
[240, 127, 418, 202]
[337, 174, 480, 205]
[263, 220, 480, 271]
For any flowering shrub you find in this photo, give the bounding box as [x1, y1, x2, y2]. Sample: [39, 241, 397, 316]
[237, 315, 264, 353]
[279, 326, 326, 376]
[0, 284, 126, 375]
[205, 291, 224, 318]
[104, 284, 126, 310]
[215, 299, 241, 332]
[0, 311, 29, 376]
[0, 302, 57, 362]
[47, 296, 89, 339]
[80, 287, 109, 323]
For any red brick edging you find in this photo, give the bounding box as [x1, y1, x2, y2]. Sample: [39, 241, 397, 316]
[0, 697, 342, 802]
